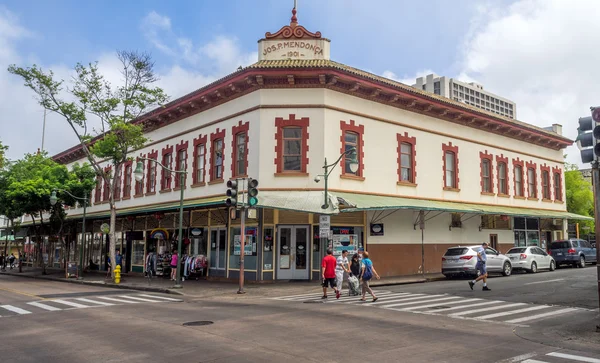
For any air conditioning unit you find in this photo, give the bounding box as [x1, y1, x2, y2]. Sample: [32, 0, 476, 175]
[552, 230, 563, 241]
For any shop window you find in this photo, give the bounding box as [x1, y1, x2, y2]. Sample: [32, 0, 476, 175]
[397, 132, 416, 184]
[542, 170, 550, 199]
[274, 114, 310, 174]
[229, 226, 258, 270]
[263, 227, 274, 271]
[513, 217, 540, 247]
[451, 213, 462, 228]
[481, 215, 510, 230]
[132, 239, 145, 265]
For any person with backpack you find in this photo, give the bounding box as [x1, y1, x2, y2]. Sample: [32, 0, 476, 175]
[348, 253, 361, 296]
[359, 251, 380, 302]
[8, 253, 16, 269]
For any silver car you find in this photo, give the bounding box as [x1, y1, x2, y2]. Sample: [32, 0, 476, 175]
[442, 245, 512, 278]
[505, 246, 556, 273]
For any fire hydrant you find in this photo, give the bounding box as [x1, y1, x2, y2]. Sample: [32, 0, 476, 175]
[114, 265, 121, 284]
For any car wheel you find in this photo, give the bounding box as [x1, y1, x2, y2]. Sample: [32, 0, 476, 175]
[502, 262, 512, 276]
[549, 260, 556, 271]
[529, 261, 537, 273]
[579, 256, 586, 268]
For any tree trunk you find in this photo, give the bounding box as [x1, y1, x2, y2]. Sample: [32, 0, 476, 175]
[107, 162, 122, 281]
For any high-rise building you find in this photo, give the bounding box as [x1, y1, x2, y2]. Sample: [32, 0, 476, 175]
[413, 74, 517, 119]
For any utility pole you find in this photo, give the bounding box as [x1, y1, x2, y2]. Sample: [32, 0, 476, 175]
[593, 161, 600, 332]
[238, 178, 246, 294]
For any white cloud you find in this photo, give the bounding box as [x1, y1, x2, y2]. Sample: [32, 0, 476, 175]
[1, 9, 258, 161]
[381, 69, 436, 86]
[458, 0, 600, 166]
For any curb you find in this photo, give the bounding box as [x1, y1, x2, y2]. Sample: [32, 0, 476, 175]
[0, 271, 184, 296]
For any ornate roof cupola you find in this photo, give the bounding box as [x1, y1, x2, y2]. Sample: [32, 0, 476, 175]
[258, 3, 331, 61]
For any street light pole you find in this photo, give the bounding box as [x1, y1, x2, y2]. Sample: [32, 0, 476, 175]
[318, 147, 358, 210]
[591, 161, 600, 332]
[135, 157, 187, 289]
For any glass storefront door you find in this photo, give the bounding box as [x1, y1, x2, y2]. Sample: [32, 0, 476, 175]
[209, 228, 227, 271]
[277, 225, 309, 280]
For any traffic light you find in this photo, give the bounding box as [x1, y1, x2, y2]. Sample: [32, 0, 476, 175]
[576, 107, 600, 164]
[226, 179, 239, 208]
[247, 178, 259, 207]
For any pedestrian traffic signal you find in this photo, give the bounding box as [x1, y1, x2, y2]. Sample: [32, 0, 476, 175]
[576, 107, 600, 164]
[247, 178, 259, 207]
[226, 179, 239, 208]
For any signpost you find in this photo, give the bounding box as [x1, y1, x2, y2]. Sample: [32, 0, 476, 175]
[319, 215, 330, 238]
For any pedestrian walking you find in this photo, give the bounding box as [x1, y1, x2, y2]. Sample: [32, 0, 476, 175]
[170, 250, 178, 281]
[335, 250, 350, 293]
[359, 251, 380, 302]
[0, 253, 5, 271]
[469, 242, 491, 291]
[8, 253, 15, 269]
[348, 253, 361, 296]
[321, 248, 340, 299]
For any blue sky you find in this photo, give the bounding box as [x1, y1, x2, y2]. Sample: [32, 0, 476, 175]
[1, 0, 599, 166]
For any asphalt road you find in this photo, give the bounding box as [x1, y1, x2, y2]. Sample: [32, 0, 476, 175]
[0, 269, 598, 363]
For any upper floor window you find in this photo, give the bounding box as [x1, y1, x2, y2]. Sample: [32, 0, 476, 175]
[175, 148, 187, 188]
[114, 169, 122, 200]
[527, 167, 537, 198]
[234, 132, 247, 177]
[343, 131, 359, 175]
[515, 165, 523, 197]
[123, 164, 132, 198]
[135, 162, 144, 196]
[162, 153, 172, 190]
[542, 170, 550, 200]
[498, 162, 507, 195]
[283, 127, 302, 172]
[212, 138, 224, 180]
[103, 169, 110, 201]
[482, 159, 492, 193]
[444, 151, 457, 188]
[147, 161, 156, 193]
[554, 172, 562, 201]
[195, 143, 205, 184]
[94, 176, 102, 203]
[400, 143, 413, 182]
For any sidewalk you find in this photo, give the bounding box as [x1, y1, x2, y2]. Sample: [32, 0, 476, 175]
[0, 267, 445, 298]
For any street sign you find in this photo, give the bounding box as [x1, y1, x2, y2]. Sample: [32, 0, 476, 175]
[319, 215, 330, 238]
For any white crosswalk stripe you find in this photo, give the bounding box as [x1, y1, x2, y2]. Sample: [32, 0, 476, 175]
[269, 290, 585, 326]
[502, 350, 600, 363]
[0, 294, 181, 319]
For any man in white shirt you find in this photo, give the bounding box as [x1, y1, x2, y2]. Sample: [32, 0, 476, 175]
[335, 250, 350, 292]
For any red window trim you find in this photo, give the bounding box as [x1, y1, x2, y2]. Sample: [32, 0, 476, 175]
[512, 158, 525, 197]
[160, 144, 174, 191]
[231, 120, 250, 178]
[340, 120, 365, 179]
[134, 155, 144, 197]
[102, 166, 111, 202]
[540, 163, 551, 200]
[479, 150, 494, 194]
[396, 132, 416, 185]
[174, 140, 189, 189]
[274, 114, 310, 174]
[192, 134, 208, 186]
[210, 128, 226, 182]
[146, 149, 158, 195]
[552, 166, 563, 201]
[496, 154, 509, 196]
[122, 160, 133, 199]
[442, 142, 459, 190]
[526, 160, 538, 199]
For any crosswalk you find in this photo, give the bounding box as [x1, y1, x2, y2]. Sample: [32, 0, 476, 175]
[269, 290, 585, 326]
[0, 294, 182, 318]
[500, 350, 600, 363]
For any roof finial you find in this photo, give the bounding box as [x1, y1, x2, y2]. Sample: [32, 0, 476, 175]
[291, 0, 298, 27]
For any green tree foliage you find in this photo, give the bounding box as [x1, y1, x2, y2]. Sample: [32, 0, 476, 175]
[0, 140, 7, 169]
[9, 51, 168, 279]
[564, 163, 594, 230]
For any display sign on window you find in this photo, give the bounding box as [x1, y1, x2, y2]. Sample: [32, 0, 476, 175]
[332, 234, 358, 256]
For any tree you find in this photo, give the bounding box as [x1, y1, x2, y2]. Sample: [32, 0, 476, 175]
[564, 163, 594, 231]
[9, 51, 168, 279]
[0, 140, 7, 169]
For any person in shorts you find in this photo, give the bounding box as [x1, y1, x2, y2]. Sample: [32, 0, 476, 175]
[335, 250, 350, 292]
[469, 242, 491, 291]
[321, 248, 340, 299]
[170, 250, 179, 281]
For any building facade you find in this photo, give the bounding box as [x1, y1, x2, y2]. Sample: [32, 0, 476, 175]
[42, 8, 589, 280]
[414, 74, 517, 119]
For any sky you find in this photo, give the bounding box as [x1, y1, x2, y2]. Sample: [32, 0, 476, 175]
[1, 0, 599, 167]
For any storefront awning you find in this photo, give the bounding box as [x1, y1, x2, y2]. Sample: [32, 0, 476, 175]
[335, 192, 593, 221]
[256, 191, 340, 214]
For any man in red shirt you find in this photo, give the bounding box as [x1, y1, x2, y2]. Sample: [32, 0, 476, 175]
[321, 249, 340, 299]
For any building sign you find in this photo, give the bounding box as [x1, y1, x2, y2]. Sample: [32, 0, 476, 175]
[258, 38, 330, 61]
[332, 234, 358, 256]
[319, 215, 330, 238]
[370, 223, 384, 236]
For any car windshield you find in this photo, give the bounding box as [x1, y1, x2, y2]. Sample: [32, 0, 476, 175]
[550, 241, 570, 249]
[444, 248, 468, 256]
[507, 248, 527, 254]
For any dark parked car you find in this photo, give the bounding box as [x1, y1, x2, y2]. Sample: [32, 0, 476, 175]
[549, 239, 597, 268]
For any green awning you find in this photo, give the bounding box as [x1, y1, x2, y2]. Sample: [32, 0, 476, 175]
[336, 192, 592, 221]
[255, 191, 338, 214]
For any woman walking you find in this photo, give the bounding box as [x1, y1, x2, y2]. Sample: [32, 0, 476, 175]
[359, 251, 380, 302]
[170, 250, 178, 281]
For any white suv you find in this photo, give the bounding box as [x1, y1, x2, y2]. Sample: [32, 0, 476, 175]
[442, 245, 512, 278]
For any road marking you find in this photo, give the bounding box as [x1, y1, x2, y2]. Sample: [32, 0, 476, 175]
[52, 299, 91, 309]
[449, 303, 526, 317]
[369, 294, 432, 305]
[26, 301, 62, 311]
[269, 290, 389, 300]
[116, 295, 163, 303]
[399, 298, 482, 311]
[520, 359, 548, 363]
[328, 291, 395, 302]
[475, 305, 548, 320]
[505, 308, 579, 324]
[0, 286, 41, 299]
[341, 292, 412, 304]
[546, 352, 600, 363]
[138, 294, 182, 302]
[423, 300, 505, 313]
[75, 298, 115, 306]
[497, 352, 539, 363]
[97, 296, 140, 304]
[1, 305, 31, 315]
[383, 296, 463, 309]
[524, 278, 564, 285]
